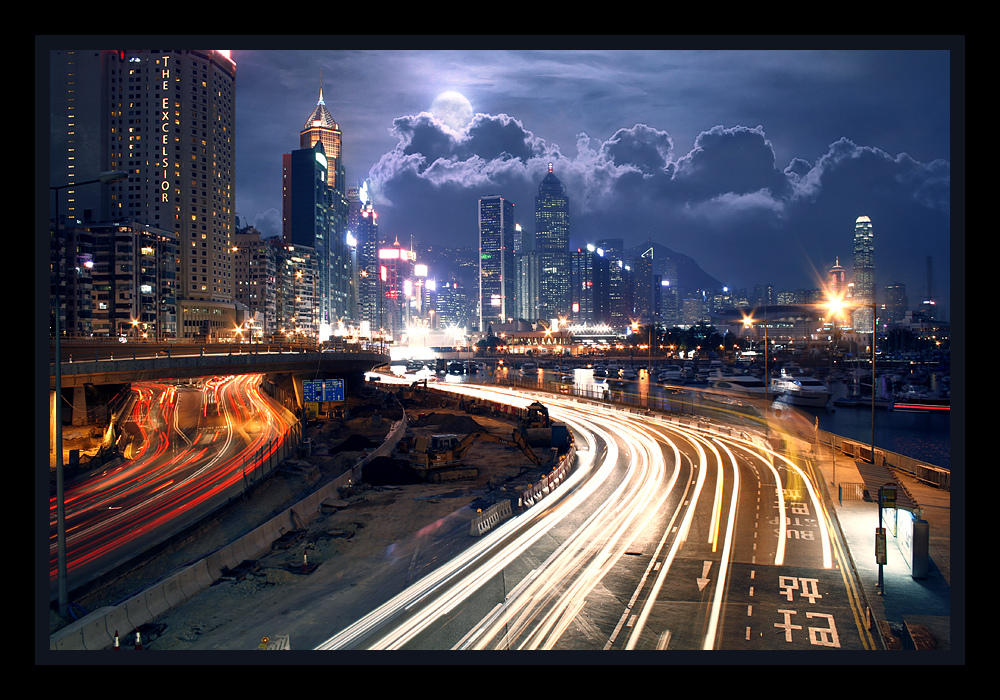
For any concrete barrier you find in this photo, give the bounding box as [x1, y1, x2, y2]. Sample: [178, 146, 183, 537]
[48, 409, 409, 650]
[143, 582, 171, 620]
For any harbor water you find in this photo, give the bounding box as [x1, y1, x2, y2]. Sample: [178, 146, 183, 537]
[422, 362, 953, 472]
[796, 380, 952, 470]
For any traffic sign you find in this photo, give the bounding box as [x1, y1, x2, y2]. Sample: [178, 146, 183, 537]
[875, 527, 887, 565]
[303, 378, 344, 402]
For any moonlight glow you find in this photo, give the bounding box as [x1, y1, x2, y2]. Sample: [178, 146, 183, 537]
[430, 91, 473, 132]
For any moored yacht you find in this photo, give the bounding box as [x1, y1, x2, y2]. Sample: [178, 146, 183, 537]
[707, 372, 769, 397]
[772, 371, 832, 407]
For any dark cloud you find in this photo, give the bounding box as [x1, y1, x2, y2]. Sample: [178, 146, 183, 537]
[226, 48, 953, 316]
[672, 125, 792, 201]
[600, 124, 674, 174]
[365, 114, 950, 307]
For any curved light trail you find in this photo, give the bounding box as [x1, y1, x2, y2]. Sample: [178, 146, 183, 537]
[49, 374, 293, 597]
[316, 377, 849, 652]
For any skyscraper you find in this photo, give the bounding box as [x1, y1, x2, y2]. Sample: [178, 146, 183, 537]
[283, 141, 334, 332]
[49, 50, 238, 339]
[829, 257, 846, 298]
[299, 80, 351, 327]
[852, 215, 875, 332]
[535, 163, 570, 320]
[105, 50, 236, 307]
[350, 181, 380, 333]
[479, 195, 516, 330]
[300, 79, 343, 192]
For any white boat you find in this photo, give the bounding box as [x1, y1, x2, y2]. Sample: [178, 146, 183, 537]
[658, 365, 683, 382]
[707, 373, 770, 397]
[519, 361, 537, 375]
[620, 367, 638, 380]
[772, 372, 832, 407]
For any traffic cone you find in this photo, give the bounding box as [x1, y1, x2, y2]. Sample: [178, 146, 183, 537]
[135, 630, 143, 650]
[113, 630, 120, 650]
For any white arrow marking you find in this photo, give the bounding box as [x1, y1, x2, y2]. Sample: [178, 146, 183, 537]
[697, 561, 712, 591]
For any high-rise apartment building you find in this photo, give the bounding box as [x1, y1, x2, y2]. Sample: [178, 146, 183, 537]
[535, 164, 570, 320]
[852, 215, 875, 332]
[49, 49, 237, 339]
[479, 195, 516, 330]
[233, 225, 277, 338]
[106, 50, 236, 306]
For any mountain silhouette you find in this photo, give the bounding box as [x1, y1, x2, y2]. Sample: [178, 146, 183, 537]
[627, 239, 723, 295]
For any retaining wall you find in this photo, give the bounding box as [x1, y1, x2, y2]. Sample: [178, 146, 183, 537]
[49, 415, 407, 651]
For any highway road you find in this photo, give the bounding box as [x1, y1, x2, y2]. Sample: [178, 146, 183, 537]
[316, 381, 874, 651]
[48, 374, 293, 600]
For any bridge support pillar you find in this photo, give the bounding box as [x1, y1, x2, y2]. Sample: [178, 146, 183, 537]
[71, 386, 88, 426]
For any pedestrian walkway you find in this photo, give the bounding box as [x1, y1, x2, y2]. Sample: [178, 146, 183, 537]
[808, 440, 959, 656]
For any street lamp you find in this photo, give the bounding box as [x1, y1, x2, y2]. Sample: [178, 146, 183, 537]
[49, 170, 127, 619]
[825, 294, 877, 464]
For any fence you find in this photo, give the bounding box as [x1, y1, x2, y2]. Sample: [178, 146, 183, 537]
[493, 372, 949, 491]
[815, 429, 949, 492]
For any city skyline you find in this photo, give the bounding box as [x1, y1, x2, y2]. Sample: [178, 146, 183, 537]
[40, 39, 959, 322]
[224, 40, 956, 321]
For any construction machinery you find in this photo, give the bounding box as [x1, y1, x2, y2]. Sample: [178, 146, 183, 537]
[408, 429, 547, 483]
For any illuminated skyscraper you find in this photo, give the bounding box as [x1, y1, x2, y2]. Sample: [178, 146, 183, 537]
[535, 163, 570, 320]
[479, 195, 516, 330]
[852, 216, 875, 332]
[829, 257, 846, 297]
[70, 49, 238, 340]
[287, 81, 352, 331]
[350, 181, 380, 332]
[300, 78, 343, 192]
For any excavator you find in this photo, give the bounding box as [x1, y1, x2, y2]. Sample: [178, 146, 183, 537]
[408, 429, 548, 483]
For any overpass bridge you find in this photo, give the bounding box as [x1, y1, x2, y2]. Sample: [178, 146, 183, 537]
[48, 340, 390, 425]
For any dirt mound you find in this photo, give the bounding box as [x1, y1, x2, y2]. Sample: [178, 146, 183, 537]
[410, 412, 484, 434]
[333, 434, 379, 453]
[362, 456, 422, 486]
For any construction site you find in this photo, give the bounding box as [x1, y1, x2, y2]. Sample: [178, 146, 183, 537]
[48, 379, 574, 650]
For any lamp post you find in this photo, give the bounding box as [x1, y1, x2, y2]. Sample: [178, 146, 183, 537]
[825, 296, 878, 463]
[50, 170, 127, 618]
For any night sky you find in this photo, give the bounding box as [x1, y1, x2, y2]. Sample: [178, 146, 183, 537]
[121, 40, 967, 319]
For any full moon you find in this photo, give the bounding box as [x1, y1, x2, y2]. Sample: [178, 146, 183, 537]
[430, 91, 473, 132]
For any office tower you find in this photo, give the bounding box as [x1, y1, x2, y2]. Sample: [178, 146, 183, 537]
[829, 257, 847, 298]
[632, 247, 655, 320]
[350, 181, 380, 332]
[884, 282, 909, 326]
[300, 80, 351, 325]
[378, 237, 416, 339]
[852, 215, 875, 332]
[535, 163, 570, 320]
[300, 78, 343, 192]
[282, 141, 332, 334]
[100, 50, 237, 316]
[571, 245, 609, 325]
[479, 195, 516, 330]
[517, 250, 541, 322]
[275, 244, 319, 338]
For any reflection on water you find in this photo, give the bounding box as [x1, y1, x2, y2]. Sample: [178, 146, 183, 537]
[418, 363, 951, 471]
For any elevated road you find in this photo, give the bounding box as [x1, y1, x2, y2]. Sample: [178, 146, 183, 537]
[48, 342, 390, 389]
